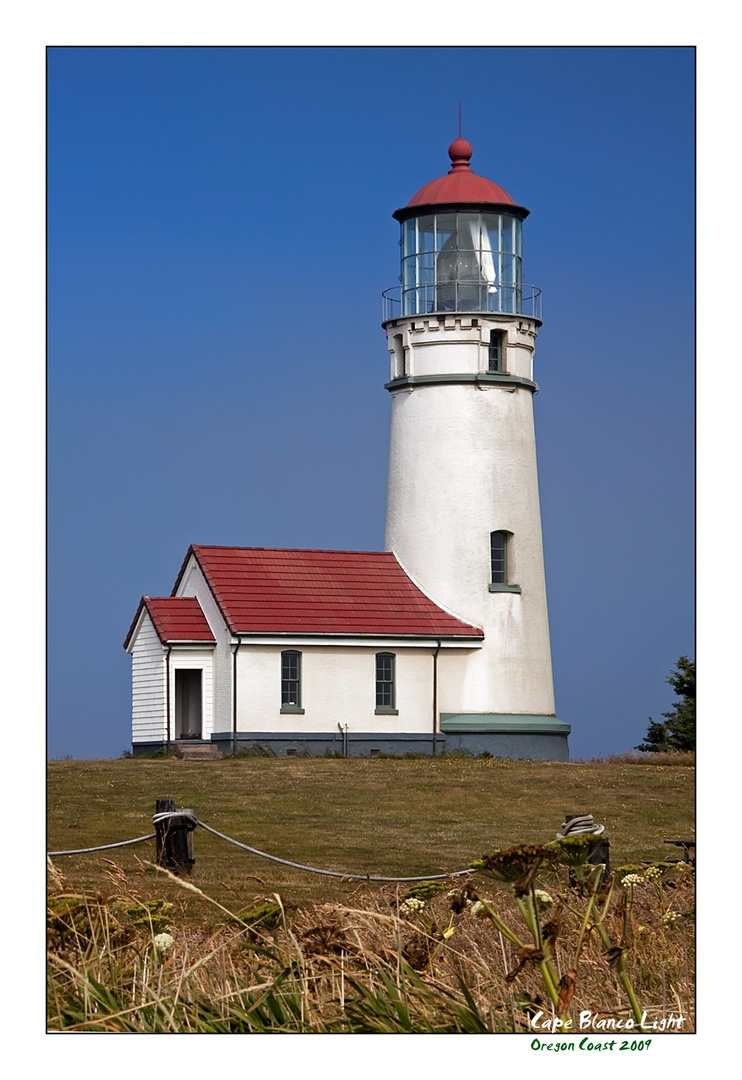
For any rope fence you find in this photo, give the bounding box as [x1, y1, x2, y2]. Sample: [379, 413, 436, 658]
[48, 834, 157, 856]
[48, 807, 474, 884]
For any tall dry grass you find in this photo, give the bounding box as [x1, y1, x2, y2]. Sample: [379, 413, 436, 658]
[47, 845, 694, 1034]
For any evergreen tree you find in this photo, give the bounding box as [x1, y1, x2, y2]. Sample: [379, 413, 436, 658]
[636, 656, 695, 753]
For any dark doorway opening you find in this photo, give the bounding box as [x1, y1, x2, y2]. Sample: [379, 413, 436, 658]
[175, 669, 202, 739]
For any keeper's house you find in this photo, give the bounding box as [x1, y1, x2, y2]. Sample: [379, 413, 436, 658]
[123, 544, 498, 758]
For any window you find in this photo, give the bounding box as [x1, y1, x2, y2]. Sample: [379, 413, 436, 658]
[391, 333, 405, 378]
[488, 330, 505, 373]
[489, 531, 521, 593]
[375, 652, 398, 714]
[281, 651, 303, 713]
[490, 531, 508, 584]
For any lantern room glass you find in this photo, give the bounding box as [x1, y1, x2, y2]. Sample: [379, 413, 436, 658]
[401, 212, 523, 316]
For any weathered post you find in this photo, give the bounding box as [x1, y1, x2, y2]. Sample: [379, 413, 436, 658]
[155, 798, 196, 875]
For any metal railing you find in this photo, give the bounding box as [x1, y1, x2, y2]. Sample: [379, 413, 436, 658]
[382, 282, 542, 322]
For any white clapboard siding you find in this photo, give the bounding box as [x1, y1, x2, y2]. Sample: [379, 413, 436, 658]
[131, 611, 167, 742]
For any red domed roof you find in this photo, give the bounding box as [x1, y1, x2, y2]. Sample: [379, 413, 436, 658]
[394, 138, 528, 221]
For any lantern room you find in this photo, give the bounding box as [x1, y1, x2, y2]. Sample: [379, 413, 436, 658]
[384, 138, 540, 321]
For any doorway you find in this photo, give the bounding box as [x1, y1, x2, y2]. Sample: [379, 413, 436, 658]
[175, 669, 202, 739]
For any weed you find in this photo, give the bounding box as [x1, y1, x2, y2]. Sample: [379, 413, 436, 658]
[47, 849, 694, 1033]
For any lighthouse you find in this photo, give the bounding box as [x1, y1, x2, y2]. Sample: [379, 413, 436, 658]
[382, 137, 569, 759]
[125, 135, 569, 762]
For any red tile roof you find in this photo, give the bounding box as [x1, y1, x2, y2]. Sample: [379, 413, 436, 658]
[173, 546, 483, 639]
[123, 596, 216, 649]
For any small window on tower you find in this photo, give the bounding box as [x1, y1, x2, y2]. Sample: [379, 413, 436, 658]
[489, 531, 521, 593]
[392, 333, 405, 378]
[490, 531, 508, 584]
[489, 330, 506, 372]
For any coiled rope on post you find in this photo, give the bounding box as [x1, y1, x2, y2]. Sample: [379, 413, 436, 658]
[47, 810, 474, 884]
[153, 811, 197, 827]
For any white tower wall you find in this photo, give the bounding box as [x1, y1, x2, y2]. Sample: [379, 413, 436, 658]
[384, 312, 556, 719]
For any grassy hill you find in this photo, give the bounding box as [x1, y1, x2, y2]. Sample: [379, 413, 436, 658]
[47, 756, 694, 910]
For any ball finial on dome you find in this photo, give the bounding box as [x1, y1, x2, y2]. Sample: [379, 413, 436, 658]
[448, 138, 473, 170]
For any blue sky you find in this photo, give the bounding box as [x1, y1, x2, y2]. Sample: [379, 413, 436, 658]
[47, 46, 694, 760]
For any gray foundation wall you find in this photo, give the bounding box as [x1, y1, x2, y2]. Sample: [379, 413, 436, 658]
[441, 731, 570, 761]
[133, 730, 569, 760]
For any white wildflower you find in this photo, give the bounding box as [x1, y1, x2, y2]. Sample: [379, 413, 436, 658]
[399, 897, 426, 917]
[153, 932, 175, 953]
[662, 910, 680, 926]
[621, 873, 646, 888]
[644, 866, 662, 881]
[470, 900, 488, 919]
[534, 889, 553, 908]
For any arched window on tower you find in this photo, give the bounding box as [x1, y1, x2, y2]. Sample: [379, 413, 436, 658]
[489, 531, 521, 593]
[488, 330, 506, 373]
[391, 333, 405, 378]
[490, 531, 508, 584]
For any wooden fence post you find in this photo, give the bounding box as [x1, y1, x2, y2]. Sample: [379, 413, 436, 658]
[155, 798, 196, 875]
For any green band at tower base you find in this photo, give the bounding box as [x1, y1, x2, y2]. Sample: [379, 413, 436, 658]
[440, 713, 570, 761]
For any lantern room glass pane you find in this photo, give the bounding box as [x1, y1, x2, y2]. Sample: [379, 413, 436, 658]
[457, 213, 479, 250]
[498, 217, 509, 254]
[501, 252, 515, 284]
[435, 214, 456, 251]
[418, 215, 435, 254]
[498, 254, 513, 312]
[483, 213, 500, 254]
[403, 219, 416, 258]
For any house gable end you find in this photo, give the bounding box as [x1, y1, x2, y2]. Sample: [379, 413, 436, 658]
[172, 550, 233, 734]
[124, 598, 153, 653]
[172, 548, 234, 636]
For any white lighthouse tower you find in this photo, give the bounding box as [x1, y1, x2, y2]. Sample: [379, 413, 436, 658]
[382, 137, 570, 759]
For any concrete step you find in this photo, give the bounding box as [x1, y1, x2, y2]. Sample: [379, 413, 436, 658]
[175, 742, 221, 760]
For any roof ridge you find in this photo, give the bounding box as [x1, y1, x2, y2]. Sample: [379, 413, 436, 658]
[144, 594, 201, 601]
[191, 545, 394, 555]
